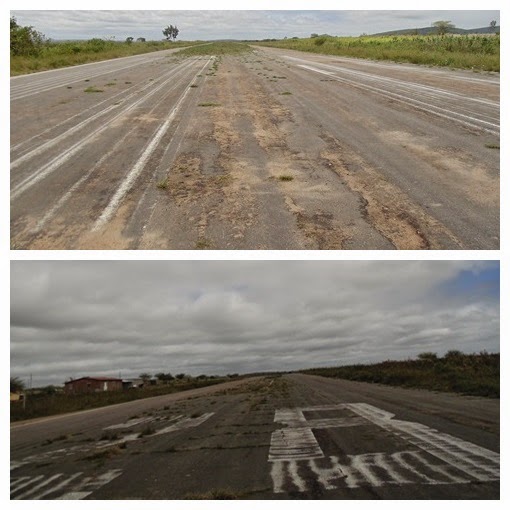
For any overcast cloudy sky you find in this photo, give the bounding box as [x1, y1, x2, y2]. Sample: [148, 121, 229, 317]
[9, 10, 500, 41]
[10, 261, 499, 387]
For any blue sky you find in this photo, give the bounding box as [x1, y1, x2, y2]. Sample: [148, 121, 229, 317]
[439, 263, 500, 301]
[9, 10, 500, 41]
[11, 261, 499, 387]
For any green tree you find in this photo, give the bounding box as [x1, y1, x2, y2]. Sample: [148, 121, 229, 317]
[139, 373, 151, 385]
[163, 25, 179, 41]
[417, 352, 438, 363]
[126, 36, 134, 44]
[489, 20, 497, 32]
[432, 20, 455, 36]
[10, 376, 25, 393]
[10, 16, 46, 56]
[136, 37, 146, 42]
[155, 372, 174, 383]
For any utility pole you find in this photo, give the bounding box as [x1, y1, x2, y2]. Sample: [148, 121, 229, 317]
[23, 374, 32, 411]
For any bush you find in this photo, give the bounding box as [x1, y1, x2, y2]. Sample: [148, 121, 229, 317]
[10, 16, 46, 57]
[302, 351, 499, 397]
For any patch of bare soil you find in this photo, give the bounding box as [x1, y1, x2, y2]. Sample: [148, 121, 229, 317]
[319, 134, 463, 250]
[231, 64, 348, 249]
[386, 130, 498, 206]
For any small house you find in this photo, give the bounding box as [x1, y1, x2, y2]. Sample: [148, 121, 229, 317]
[64, 376, 123, 395]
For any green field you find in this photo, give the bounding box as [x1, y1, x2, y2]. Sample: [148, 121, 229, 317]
[175, 41, 253, 57]
[256, 34, 500, 72]
[10, 39, 202, 76]
[301, 351, 499, 397]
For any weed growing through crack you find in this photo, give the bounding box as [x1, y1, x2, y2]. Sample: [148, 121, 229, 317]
[84, 86, 103, 93]
[139, 424, 156, 437]
[198, 102, 221, 107]
[195, 238, 212, 249]
[157, 179, 168, 190]
[280, 91, 292, 95]
[485, 143, 500, 149]
[278, 175, 294, 181]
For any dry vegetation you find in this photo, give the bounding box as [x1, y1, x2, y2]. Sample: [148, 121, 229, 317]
[302, 351, 499, 397]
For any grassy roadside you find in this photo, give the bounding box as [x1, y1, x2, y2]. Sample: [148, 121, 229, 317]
[10, 377, 234, 422]
[256, 35, 500, 72]
[301, 351, 499, 398]
[10, 39, 202, 76]
[175, 41, 253, 56]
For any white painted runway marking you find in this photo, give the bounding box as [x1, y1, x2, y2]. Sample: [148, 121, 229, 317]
[296, 63, 499, 135]
[268, 403, 499, 493]
[11, 413, 212, 471]
[10, 469, 122, 500]
[155, 412, 214, 436]
[103, 416, 156, 430]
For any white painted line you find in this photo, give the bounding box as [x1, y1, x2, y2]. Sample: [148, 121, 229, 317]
[347, 403, 500, 482]
[10, 476, 31, 488]
[268, 402, 499, 493]
[154, 412, 214, 436]
[283, 54, 500, 86]
[403, 450, 468, 484]
[56, 491, 92, 500]
[269, 427, 324, 461]
[31, 129, 134, 234]
[270, 461, 286, 493]
[10, 475, 44, 494]
[308, 457, 345, 490]
[392, 451, 443, 484]
[104, 416, 155, 430]
[93, 57, 212, 230]
[11, 59, 193, 168]
[288, 461, 307, 492]
[12, 473, 62, 500]
[34, 472, 82, 500]
[11, 59, 198, 200]
[297, 64, 499, 135]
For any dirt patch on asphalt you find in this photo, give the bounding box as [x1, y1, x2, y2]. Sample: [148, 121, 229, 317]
[387, 130, 498, 206]
[320, 134, 463, 250]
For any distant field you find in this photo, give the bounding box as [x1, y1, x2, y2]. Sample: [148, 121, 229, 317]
[175, 41, 253, 56]
[10, 39, 202, 76]
[10, 377, 233, 422]
[302, 351, 499, 397]
[256, 35, 500, 72]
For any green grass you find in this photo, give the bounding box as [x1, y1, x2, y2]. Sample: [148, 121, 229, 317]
[278, 175, 294, 181]
[84, 86, 103, 93]
[198, 102, 221, 107]
[485, 143, 500, 149]
[256, 34, 500, 72]
[195, 238, 212, 249]
[11, 39, 203, 76]
[175, 41, 253, 57]
[302, 351, 499, 397]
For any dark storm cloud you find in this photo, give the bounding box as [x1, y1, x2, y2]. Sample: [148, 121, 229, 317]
[10, 261, 499, 387]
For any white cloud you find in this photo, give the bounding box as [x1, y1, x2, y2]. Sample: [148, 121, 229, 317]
[10, 261, 499, 386]
[10, 10, 500, 40]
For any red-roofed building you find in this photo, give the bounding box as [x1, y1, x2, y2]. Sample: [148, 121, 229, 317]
[64, 376, 123, 395]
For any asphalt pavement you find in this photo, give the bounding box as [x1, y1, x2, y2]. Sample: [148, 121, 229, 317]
[10, 374, 499, 499]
